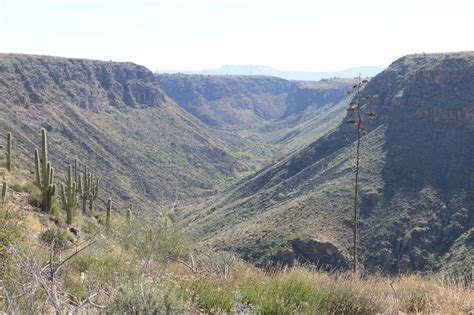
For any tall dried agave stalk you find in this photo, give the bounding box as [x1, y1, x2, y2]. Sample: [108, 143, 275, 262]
[346, 74, 377, 276]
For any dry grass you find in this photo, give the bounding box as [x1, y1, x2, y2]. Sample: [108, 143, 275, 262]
[179, 265, 473, 314]
[0, 167, 472, 314]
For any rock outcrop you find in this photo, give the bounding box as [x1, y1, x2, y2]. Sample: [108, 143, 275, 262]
[0, 53, 165, 111]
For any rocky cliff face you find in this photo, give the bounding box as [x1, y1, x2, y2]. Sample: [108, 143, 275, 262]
[183, 52, 474, 274]
[282, 79, 350, 118]
[359, 53, 474, 273]
[155, 74, 291, 127]
[0, 54, 165, 111]
[155, 74, 352, 129]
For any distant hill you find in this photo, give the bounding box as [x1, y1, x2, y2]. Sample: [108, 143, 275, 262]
[156, 65, 385, 81]
[180, 52, 474, 274]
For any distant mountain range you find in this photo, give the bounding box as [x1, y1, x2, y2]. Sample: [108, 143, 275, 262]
[156, 65, 385, 81]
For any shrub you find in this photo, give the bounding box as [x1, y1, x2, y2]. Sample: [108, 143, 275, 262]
[10, 180, 37, 194]
[39, 227, 71, 250]
[72, 254, 96, 273]
[27, 189, 42, 207]
[0, 210, 23, 278]
[63, 275, 87, 301]
[241, 272, 320, 314]
[185, 276, 236, 312]
[82, 220, 100, 235]
[107, 281, 185, 313]
[395, 275, 436, 313]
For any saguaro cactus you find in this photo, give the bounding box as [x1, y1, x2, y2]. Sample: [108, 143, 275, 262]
[60, 165, 77, 225]
[1, 181, 7, 203]
[78, 165, 88, 214]
[73, 158, 79, 187]
[78, 165, 99, 215]
[88, 172, 99, 213]
[106, 198, 112, 232]
[34, 129, 56, 213]
[6, 132, 12, 172]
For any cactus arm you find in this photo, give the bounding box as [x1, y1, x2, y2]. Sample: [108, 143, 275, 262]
[72, 182, 77, 208]
[74, 158, 78, 186]
[78, 174, 83, 196]
[49, 166, 54, 185]
[45, 162, 50, 192]
[60, 183, 67, 207]
[41, 129, 47, 185]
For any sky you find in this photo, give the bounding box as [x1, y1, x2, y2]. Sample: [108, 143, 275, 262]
[0, 0, 473, 72]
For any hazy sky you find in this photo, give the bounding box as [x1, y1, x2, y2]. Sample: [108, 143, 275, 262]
[1, 0, 473, 72]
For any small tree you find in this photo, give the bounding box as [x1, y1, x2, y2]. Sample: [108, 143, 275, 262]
[346, 74, 377, 276]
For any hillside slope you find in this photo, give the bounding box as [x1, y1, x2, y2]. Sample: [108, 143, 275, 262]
[155, 74, 353, 164]
[0, 53, 242, 210]
[181, 52, 474, 274]
[1, 164, 471, 313]
[155, 74, 351, 129]
[155, 74, 291, 128]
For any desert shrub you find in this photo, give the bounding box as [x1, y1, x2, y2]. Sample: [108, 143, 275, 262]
[398, 288, 431, 313]
[319, 282, 382, 315]
[92, 255, 122, 282]
[185, 276, 236, 312]
[0, 210, 23, 278]
[107, 281, 185, 313]
[82, 219, 100, 235]
[72, 254, 96, 273]
[63, 275, 87, 301]
[92, 212, 106, 225]
[10, 180, 37, 194]
[27, 189, 42, 207]
[39, 227, 71, 250]
[394, 275, 436, 313]
[241, 271, 320, 314]
[180, 265, 382, 314]
[116, 215, 189, 263]
[76, 250, 122, 286]
[50, 201, 61, 217]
